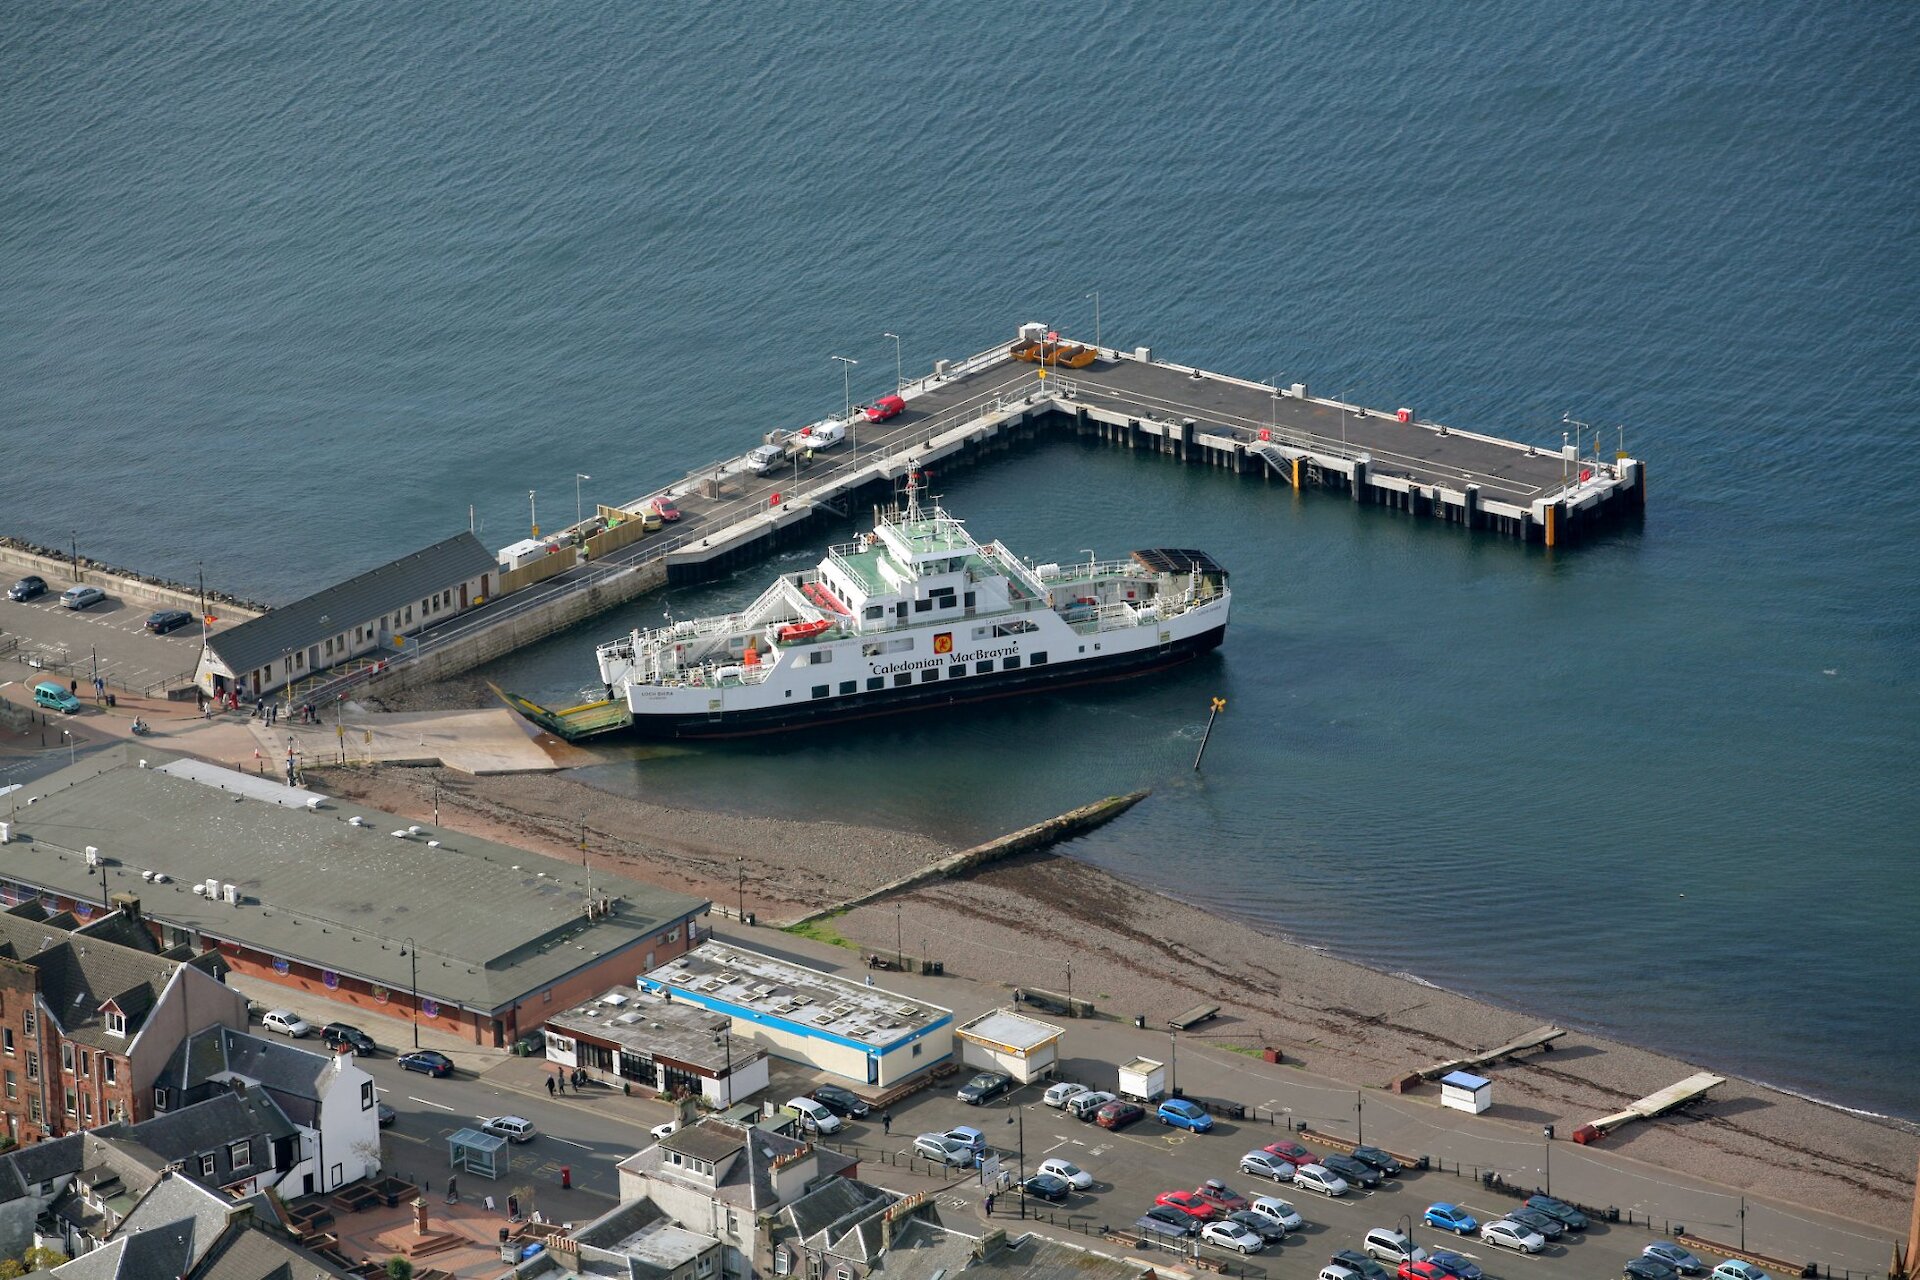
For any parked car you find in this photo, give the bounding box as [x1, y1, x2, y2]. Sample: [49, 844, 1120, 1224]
[1201, 1221, 1267, 1255]
[1134, 1206, 1199, 1240]
[650, 1120, 678, 1140]
[61, 586, 106, 610]
[1292, 1164, 1348, 1197]
[1526, 1193, 1589, 1230]
[1157, 1098, 1214, 1132]
[1265, 1138, 1317, 1167]
[1400, 1261, 1451, 1280]
[943, 1126, 986, 1156]
[1331, 1249, 1395, 1280]
[1322, 1153, 1382, 1188]
[633, 508, 664, 532]
[1506, 1206, 1565, 1240]
[1643, 1243, 1707, 1275]
[1066, 1089, 1115, 1120]
[480, 1115, 536, 1143]
[1364, 1228, 1424, 1265]
[397, 1049, 454, 1077]
[1424, 1203, 1479, 1235]
[912, 1133, 974, 1167]
[1247, 1196, 1304, 1233]
[7, 576, 47, 602]
[1022, 1172, 1072, 1202]
[1711, 1263, 1771, 1280]
[261, 1010, 311, 1038]
[321, 1023, 376, 1055]
[1095, 1100, 1144, 1130]
[1481, 1221, 1546, 1254]
[1350, 1144, 1405, 1176]
[145, 609, 193, 634]
[1043, 1081, 1087, 1108]
[1625, 1260, 1682, 1280]
[785, 1097, 843, 1134]
[648, 496, 682, 522]
[1239, 1150, 1296, 1182]
[1323, 1266, 1365, 1280]
[796, 418, 847, 448]
[1426, 1249, 1484, 1280]
[863, 395, 906, 422]
[1153, 1190, 1220, 1222]
[957, 1070, 1011, 1105]
[1226, 1209, 1288, 1243]
[32, 681, 81, 714]
[1193, 1180, 1249, 1213]
[812, 1084, 870, 1117]
[745, 444, 787, 474]
[376, 1102, 395, 1128]
[1037, 1157, 1092, 1189]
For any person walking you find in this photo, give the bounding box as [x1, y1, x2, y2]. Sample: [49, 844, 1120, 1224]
[881, 1112, 892, 1135]
[546, 1074, 556, 1096]
[556, 1073, 565, 1094]
[983, 1193, 995, 1217]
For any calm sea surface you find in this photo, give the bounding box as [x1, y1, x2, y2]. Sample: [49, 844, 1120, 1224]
[5, 4, 1916, 1117]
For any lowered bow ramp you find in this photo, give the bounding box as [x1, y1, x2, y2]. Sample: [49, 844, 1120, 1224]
[494, 684, 633, 741]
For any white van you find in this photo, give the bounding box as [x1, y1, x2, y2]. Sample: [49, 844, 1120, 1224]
[785, 1096, 843, 1134]
[795, 418, 846, 449]
[746, 444, 787, 474]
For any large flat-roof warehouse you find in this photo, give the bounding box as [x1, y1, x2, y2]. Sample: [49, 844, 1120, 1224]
[0, 747, 709, 1047]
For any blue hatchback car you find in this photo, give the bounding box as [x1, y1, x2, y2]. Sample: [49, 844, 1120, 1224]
[1156, 1099, 1214, 1132]
[1424, 1203, 1479, 1234]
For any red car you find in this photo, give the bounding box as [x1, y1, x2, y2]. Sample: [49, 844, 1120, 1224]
[1153, 1190, 1221, 1221]
[1265, 1139, 1317, 1167]
[863, 394, 906, 422]
[649, 497, 681, 522]
[1193, 1180, 1250, 1213]
[1095, 1100, 1144, 1130]
[1401, 1261, 1450, 1280]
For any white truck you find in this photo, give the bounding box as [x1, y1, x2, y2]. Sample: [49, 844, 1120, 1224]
[1117, 1057, 1166, 1103]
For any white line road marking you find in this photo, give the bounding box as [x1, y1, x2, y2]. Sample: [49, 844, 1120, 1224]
[410, 1096, 455, 1111]
[548, 1137, 593, 1151]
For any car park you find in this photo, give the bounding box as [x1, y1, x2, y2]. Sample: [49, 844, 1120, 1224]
[1332, 1249, 1395, 1280]
[1292, 1163, 1348, 1197]
[1506, 1206, 1565, 1240]
[480, 1115, 536, 1143]
[863, 395, 906, 422]
[1022, 1172, 1072, 1202]
[398, 1050, 453, 1077]
[1226, 1209, 1288, 1243]
[812, 1084, 869, 1117]
[321, 1023, 376, 1055]
[1350, 1144, 1405, 1176]
[1527, 1193, 1590, 1230]
[1095, 1100, 1144, 1129]
[1625, 1261, 1682, 1280]
[7, 576, 47, 602]
[1037, 1157, 1092, 1189]
[1157, 1098, 1214, 1132]
[746, 444, 787, 474]
[1247, 1196, 1304, 1232]
[32, 681, 81, 714]
[1424, 1203, 1479, 1235]
[1240, 1150, 1295, 1182]
[1134, 1206, 1199, 1240]
[1323, 1152, 1382, 1188]
[956, 1070, 1010, 1104]
[1364, 1229, 1425, 1265]
[145, 608, 193, 634]
[1427, 1249, 1484, 1280]
[648, 497, 681, 521]
[1712, 1263, 1771, 1280]
[1643, 1243, 1707, 1275]
[61, 586, 105, 610]
[912, 1133, 975, 1167]
[1193, 1180, 1249, 1213]
[1201, 1221, 1266, 1255]
[1043, 1081, 1087, 1108]
[1481, 1220, 1546, 1253]
[1154, 1190, 1221, 1221]
[261, 1010, 310, 1038]
[1066, 1089, 1115, 1120]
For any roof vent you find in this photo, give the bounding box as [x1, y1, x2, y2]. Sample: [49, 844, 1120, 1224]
[391, 829, 411, 839]
[348, 816, 365, 827]
[427, 840, 441, 849]
[141, 870, 154, 882]
[153, 873, 169, 885]
[138, 760, 148, 769]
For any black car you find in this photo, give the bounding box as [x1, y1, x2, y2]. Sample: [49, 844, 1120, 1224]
[321, 1022, 377, 1055]
[1227, 1210, 1288, 1243]
[956, 1070, 1011, 1105]
[377, 1102, 396, 1128]
[1321, 1153, 1382, 1188]
[7, 576, 46, 602]
[813, 1084, 870, 1118]
[1135, 1206, 1200, 1239]
[1349, 1144, 1404, 1176]
[145, 608, 193, 634]
[1332, 1250, 1395, 1280]
[1022, 1172, 1071, 1202]
[1525, 1193, 1589, 1230]
[1625, 1260, 1681, 1280]
[1506, 1206, 1566, 1240]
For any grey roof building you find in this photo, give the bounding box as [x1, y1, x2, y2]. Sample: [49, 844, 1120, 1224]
[196, 532, 499, 698]
[49, 1172, 351, 1280]
[508, 1198, 723, 1280]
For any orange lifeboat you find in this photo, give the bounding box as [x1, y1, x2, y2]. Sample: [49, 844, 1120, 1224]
[776, 619, 833, 643]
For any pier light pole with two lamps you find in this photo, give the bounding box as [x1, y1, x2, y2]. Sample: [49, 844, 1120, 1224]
[883, 332, 902, 392]
[831, 355, 859, 450]
[398, 936, 420, 1048]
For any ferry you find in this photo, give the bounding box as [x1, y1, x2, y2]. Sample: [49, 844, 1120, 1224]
[514, 480, 1229, 739]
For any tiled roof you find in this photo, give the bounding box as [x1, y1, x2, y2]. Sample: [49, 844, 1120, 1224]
[204, 532, 496, 676]
[190, 1217, 354, 1280]
[620, 1119, 854, 1213]
[120, 1092, 297, 1189]
[154, 1029, 337, 1128]
[0, 908, 192, 1047]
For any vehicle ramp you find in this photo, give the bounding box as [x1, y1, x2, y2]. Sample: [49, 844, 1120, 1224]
[493, 685, 633, 741]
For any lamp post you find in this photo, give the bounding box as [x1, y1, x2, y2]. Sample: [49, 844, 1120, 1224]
[736, 855, 746, 924]
[882, 332, 902, 392]
[894, 899, 903, 971]
[1356, 1090, 1364, 1143]
[1005, 1100, 1027, 1218]
[1399, 1212, 1416, 1259]
[1065, 960, 1072, 1010]
[400, 936, 420, 1048]
[575, 473, 591, 528]
[61, 729, 75, 767]
[1341, 384, 1363, 454]
[1086, 292, 1100, 349]
[71, 531, 78, 581]
[831, 355, 858, 450]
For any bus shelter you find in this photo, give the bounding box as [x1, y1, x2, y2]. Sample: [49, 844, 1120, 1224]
[448, 1128, 509, 1180]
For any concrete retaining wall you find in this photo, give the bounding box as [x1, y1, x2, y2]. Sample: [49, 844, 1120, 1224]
[0, 538, 266, 619]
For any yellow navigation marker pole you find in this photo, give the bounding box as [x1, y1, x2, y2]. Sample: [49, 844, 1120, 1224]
[1193, 696, 1226, 771]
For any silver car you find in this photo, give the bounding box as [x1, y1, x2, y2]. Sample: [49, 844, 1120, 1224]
[911, 1133, 974, 1167]
[1239, 1149, 1296, 1182]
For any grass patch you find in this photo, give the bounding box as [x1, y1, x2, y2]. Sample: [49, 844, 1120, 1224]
[783, 914, 858, 951]
[1224, 1045, 1264, 1058]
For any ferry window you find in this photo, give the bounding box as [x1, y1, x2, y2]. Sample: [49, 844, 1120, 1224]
[840, 681, 857, 695]
[1031, 651, 1047, 665]
[866, 677, 884, 692]
[1003, 655, 1021, 670]
[948, 665, 966, 680]
[864, 606, 883, 621]
[975, 661, 992, 675]
[913, 599, 931, 613]
[971, 627, 990, 641]
[811, 685, 829, 699]
[892, 672, 911, 688]
[895, 603, 907, 618]
[963, 591, 975, 607]
[919, 668, 938, 682]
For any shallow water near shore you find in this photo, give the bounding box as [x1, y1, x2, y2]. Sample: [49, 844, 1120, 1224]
[4, 4, 1917, 1117]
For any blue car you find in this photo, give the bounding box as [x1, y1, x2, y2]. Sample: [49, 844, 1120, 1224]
[1424, 1203, 1479, 1235]
[1156, 1099, 1214, 1132]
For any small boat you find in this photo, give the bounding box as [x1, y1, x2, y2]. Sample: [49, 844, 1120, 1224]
[776, 618, 833, 643]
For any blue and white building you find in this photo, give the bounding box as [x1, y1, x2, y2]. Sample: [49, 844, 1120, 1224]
[640, 943, 952, 1088]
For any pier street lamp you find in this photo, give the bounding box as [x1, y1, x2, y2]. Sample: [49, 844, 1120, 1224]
[1004, 1099, 1027, 1217]
[1341, 384, 1364, 454]
[736, 855, 746, 924]
[575, 474, 591, 528]
[883, 332, 902, 392]
[1086, 292, 1100, 349]
[830, 356, 859, 448]
[399, 936, 420, 1048]
[61, 729, 75, 767]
